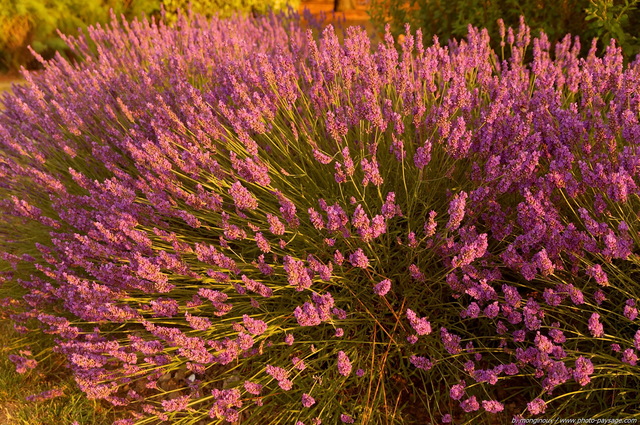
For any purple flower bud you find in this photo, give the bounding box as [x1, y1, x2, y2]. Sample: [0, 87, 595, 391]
[594, 289, 606, 305]
[463, 302, 480, 319]
[573, 356, 594, 386]
[441, 327, 462, 354]
[255, 232, 271, 253]
[283, 256, 313, 291]
[533, 249, 554, 276]
[337, 351, 352, 376]
[543, 288, 562, 307]
[527, 398, 546, 415]
[423, 211, 438, 237]
[9, 351, 38, 374]
[484, 302, 499, 318]
[406, 308, 432, 335]
[185, 312, 211, 331]
[340, 414, 354, 424]
[588, 312, 604, 337]
[450, 382, 466, 400]
[292, 357, 306, 370]
[265, 364, 288, 382]
[308, 207, 325, 230]
[312, 149, 332, 164]
[242, 315, 267, 335]
[382, 192, 401, 219]
[534, 332, 554, 354]
[228, 181, 258, 210]
[624, 300, 638, 321]
[409, 355, 433, 370]
[25, 388, 65, 402]
[266, 213, 285, 235]
[460, 395, 480, 412]
[622, 348, 638, 365]
[482, 400, 504, 413]
[161, 395, 190, 412]
[502, 285, 521, 307]
[349, 248, 369, 268]
[276, 191, 299, 227]
[302, 393, 315, 407]
[587, 264, 609, 286]
[503, 363, 519, 375]
[446, 191, 467, 231]
[150, 298, 179, 318]
[361, 158, 383, 186]
[414, 139, 432, 169]
[409, 264, 426, 282]
[294, 303, 321, 327]
[374, 279, 392, 296]
[406, 335, 419, 344]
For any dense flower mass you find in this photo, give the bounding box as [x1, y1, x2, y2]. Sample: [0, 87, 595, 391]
[1, 7, 640, 425]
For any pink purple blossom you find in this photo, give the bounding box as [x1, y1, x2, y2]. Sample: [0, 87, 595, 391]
[406, 308, 432, 335]
[337, 351, 352, 377]
[340, 414, 354, 424]
[527, 398, 547, 415]
[588, 312, 604, 337]
[349, 248, 370, 268]
[409, 355, 433, 370]
[302, 393, 315, 408]
[460, 395, 480, 412]
[373, 278, 391, 296]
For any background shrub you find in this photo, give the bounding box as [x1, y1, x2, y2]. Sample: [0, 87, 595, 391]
[0, 0, 162, 73]
[368, 0, 640, 60]
[161, 0, 301, 25]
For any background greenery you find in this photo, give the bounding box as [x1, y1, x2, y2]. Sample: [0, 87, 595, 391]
[368, 0, 640, 60]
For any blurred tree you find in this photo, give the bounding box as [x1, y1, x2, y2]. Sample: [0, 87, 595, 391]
[334, 0, 356, 11]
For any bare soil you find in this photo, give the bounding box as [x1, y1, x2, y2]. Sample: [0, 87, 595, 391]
[299, 0, 380, 41]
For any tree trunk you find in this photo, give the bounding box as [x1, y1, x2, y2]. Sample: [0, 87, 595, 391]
[334, 0, 357, 12]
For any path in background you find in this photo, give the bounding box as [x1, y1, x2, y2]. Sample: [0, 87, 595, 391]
[300, 0, 371, 22]
[0, 74, 24, 94]
[299, 0, 380, 42]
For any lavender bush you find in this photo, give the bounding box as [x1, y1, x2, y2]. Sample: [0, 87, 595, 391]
[1, 9, 640, 424]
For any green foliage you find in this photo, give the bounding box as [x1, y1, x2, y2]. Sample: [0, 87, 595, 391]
[161, 0, 301, 24]
[585, 0, 640, 57]
[0, 0, 159, 73]
[368, 0, 640, 60]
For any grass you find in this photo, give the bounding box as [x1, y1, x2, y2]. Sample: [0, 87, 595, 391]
[0, 320, 118, 425]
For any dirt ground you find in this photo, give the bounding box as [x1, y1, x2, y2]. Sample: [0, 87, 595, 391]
[300, 0, 371, 22]
[299, 0, 380, 41]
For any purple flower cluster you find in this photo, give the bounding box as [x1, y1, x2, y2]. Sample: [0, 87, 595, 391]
[1, 8, 640, 425]
[337, 351, 352, 377]
[406, 308, 432, 336]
